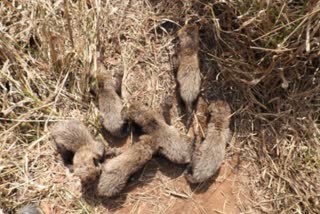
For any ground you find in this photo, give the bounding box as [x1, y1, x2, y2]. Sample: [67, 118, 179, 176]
[37, 148, 249, 214]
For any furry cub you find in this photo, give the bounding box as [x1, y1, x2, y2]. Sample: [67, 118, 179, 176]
[126, 102, 193, 164]
[17, 205, 43, 214]
[51, 120, 104, 182]
[96, 135, 158, 197]
[96, 61, 127, 137]
[185, 100, 231, 183]
[177, 24, 201, 126]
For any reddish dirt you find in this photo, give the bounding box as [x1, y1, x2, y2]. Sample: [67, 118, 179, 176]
[106, 155, 247, 214]
[166, 163, 243, 214]
[38, 134, 248, 214]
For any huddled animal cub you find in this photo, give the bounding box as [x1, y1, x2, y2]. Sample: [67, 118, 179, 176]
[126, 101, 193, 164]
[177, 24, 201, 127]
[96, 61, 127, 137]
[185, 100, 231, 183]
[51, 120, 104, 182]
[17, 205, 43, 214]
[96, 135, 158, 197]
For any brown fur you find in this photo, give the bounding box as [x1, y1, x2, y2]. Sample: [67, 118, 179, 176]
[96, 135, 158, 197]
[177, 24, 201, 119]
[51, 120, 104, 156]
[126, 102, 193, 164]
[51, 120, 104, 182]
[73, 146, 101, 182]
[157, 95, 173, 124]
[185, 100, 231, 183]
[96, 61, 127, 137]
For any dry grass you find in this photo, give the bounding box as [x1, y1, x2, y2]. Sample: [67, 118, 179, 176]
[0, 0, 319, 213]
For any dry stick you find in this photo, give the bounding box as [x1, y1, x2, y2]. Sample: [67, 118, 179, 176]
[306, 20, 311, 53]
[64, 0, 74, 48]
[252, 8, 320, 42]
[44, 71, 71, 131]
[281, 4, 320, 47]
[165, 189, 190, 199]
[117, 0, 132, 30]
[279, 16, 309, 47]
[194, 113, 205, 138]
[0, 101, 55, 138]
[274, 3, 286, 26]
[96, 0, 101, 54]
[47, 31, 59, 72]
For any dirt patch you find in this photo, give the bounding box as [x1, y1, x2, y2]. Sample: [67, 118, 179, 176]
[159, 160, 244, 214]
[61, 153, 247, 214]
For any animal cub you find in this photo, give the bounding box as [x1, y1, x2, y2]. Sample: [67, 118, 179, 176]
[17, 205, 43, 214]
[96, 135, 158, 197]
[177, 24, 201, 127]
[126, 102, 193, 164]
[96, 61, 127, 137]
[185, 100, 231, 183]
[51, 120, 104, 182]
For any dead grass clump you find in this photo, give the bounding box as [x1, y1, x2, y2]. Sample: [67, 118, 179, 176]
[160, 0, 319, 212]
[0, 0, 319, 213]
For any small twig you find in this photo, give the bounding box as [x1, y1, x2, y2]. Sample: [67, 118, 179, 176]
[166, 190, 190, 199]
[64, 0, 74, 48]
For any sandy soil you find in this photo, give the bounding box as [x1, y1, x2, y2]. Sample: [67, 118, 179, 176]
[38, 147, 247, 214]
[119, 157, 246, 214]
[32, 121, 249, 214]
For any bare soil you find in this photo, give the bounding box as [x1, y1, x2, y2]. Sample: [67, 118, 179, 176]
[39, 147, 248, 214]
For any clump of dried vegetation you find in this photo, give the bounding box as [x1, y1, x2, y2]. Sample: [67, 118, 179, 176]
[0, 0, 319, 213]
